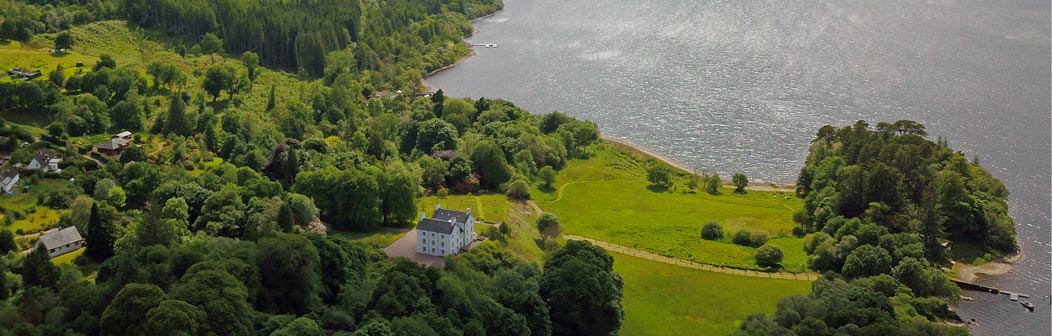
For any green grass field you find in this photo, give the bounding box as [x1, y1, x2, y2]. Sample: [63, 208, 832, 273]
[614, 252, 811, 335]
[52, 247, 86, 264]
[417, 194, 520, 224]
[332, 229, 408, 248]
[534, 143, 809, 271]
[1, 179, 70, 234]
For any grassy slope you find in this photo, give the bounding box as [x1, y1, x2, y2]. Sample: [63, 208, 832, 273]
[2, 21, 308, 133]
[614, 251, 811, 335]
[1, 179, 70, 234]
[534, 143, 809, 271]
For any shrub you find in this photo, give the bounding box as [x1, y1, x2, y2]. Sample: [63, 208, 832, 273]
[505, 180, 530, 200]
[537, 213, 561, 240]
[749, 231, 769, 247]
[732, 173, 749, 193]
[755, 244, 784, 268]
[733, 229, 768, 247]
[646, 166, 671, 187]
[701, 221, 723, 240]
[733, 230, 753, 246]
[705, 174, 721, 195]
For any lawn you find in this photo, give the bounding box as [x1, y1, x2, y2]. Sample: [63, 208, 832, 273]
[417, 193, 519, 224]
[9, 207, 61, 234]
[614, 252, 812, 335]
[332, 229, 408, 248]
[1, 179, 74, 235]
[533, 143, 809, 271]
[52, 247, 86, 264]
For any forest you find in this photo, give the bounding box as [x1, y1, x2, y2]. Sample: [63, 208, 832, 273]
[735, 120, 1015, 335]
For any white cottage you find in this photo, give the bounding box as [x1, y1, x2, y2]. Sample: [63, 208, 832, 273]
[0, 167, 18, 193]
[416, 205, 475, 256]
[35, 226, 85, 258]
[27, 149, 61, 172]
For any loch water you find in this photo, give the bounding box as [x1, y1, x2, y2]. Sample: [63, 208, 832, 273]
[427, 0, 1051, 334]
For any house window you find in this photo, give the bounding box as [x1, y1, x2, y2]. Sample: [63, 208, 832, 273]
[441, 242, 444, 247]
[441, 249, 445, 255]
[431, 248, 435, 253]
[49, 248, 56, 253]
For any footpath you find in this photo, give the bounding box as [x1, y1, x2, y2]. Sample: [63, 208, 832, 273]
[563, 234, 820, 281]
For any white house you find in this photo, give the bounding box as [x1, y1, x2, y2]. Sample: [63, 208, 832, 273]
[27, 149, 61, 172]
[416, 205, 475, 256]
[0, 167, 18, 193]
[35, 226, 85, 258]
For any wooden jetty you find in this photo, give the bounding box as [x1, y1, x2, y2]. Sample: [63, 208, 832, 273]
[950, 279, 999, 294]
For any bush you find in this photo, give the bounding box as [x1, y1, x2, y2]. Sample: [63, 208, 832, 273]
[647, 166, 671, 187]
[705, 174, 721, 195]
[732, 230, 753, 246]
[536, 213, 561, 240]
[505, 180, 530, 200]
[701, 221, 723, 240]
[732, 173, 749, 193]
[733, 229, 768, 247]
[755, 244, 784, 268]
[749, 231, 769, 247]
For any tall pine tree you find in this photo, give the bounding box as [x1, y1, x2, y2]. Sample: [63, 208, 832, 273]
[21, 244, 58, 289]
[165, 94, 190, 136]
[86, 203, 116, 261]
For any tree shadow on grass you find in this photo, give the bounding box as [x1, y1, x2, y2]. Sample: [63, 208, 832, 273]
[645, 184, 669, 193]
[537, 185, 556, 194]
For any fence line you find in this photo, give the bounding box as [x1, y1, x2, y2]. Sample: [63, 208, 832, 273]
[563, 235, 820, 281]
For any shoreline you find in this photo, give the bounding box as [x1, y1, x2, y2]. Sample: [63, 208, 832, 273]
[602, 136, 796, 191]
[421, 8, 504, 90]
[953, 252, 1022, 283]
[430, 6, 800, 192]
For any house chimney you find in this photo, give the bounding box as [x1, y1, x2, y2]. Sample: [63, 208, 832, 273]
[466, 208, 471, 215]
[435, 203, 441, 212]
[419, 212, 425, 222]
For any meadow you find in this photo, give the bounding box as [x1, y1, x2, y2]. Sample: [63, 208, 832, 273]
[613, 251, 812, 335]
[1, 179, 70, 235]
[533, 143, 810, 271]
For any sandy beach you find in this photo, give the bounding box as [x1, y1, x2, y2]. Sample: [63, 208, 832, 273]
[953, 253, 1022, 282]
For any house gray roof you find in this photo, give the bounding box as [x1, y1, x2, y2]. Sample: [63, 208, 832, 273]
[0, 167, 17, 181]
[33, 149, 58, 165]
[417, 218, 456, 234]
[98, 137, 129, 150]
[115, 131, 132, 138]
[433, 208, 471, 223]
[38, 226, 84, 250]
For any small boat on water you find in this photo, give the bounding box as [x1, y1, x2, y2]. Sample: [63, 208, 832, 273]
[960, 295, 974, 301]
[1021, 300, 1035, 312]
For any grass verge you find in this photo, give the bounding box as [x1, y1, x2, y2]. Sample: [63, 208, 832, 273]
[613, 251, 811, 335]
